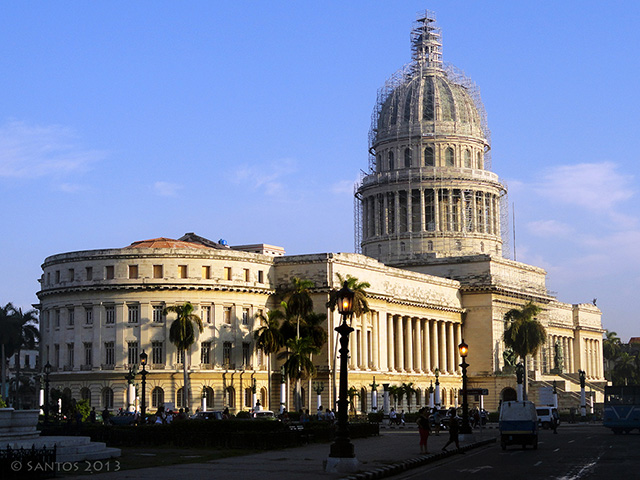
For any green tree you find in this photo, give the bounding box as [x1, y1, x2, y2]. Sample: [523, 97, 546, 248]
[603, 330, 622, 380]
[401, 382, 416, 412]
[281, 278, 314, 338]
[254, 308, 285, 407]
[278, 336, 319, 412]
[612, 352, 636, 386]
[164, 302, 203, 412]
[503, 302, 546, 400]
[0, 303, 21, 403]
[8, 306, 39, 408]
[387, 385, 400, 409]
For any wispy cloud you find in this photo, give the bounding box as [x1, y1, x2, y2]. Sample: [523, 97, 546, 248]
[153, 181, 182, 197]
[526, 219, 573, 238]
[0, 120, 105, 178]
[232, 158, 298, 196]
[331, 179, 356, 195]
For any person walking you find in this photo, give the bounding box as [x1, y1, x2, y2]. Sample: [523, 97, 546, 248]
[417, 408, 430, 454]
[389, 407, 397, 426]
[442, 408, 463, 453]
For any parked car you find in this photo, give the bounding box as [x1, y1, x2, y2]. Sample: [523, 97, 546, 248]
[192, 410, 223, 421]
[253, 410, 277, 420]
[536, 406, 559, 429]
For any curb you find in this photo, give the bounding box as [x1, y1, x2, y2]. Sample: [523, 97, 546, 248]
[340, 438, 496, 480]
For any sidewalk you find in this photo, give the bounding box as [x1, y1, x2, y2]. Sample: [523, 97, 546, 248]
[63, 425, 497, 480]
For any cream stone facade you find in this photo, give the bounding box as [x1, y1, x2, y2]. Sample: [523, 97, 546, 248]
[36, 11, 605, 414]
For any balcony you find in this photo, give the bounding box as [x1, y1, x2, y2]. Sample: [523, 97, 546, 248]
[152, 364, 165, 370]
[200, 363, 213, 370]
[222, 363, 236, 370]
[101, 364, 114, 370]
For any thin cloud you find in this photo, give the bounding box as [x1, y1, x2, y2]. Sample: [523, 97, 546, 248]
[0, 120, 105, 178]
[526, 219, 573, 238]
[232, 158, 298, 197]
[153, 181, 182, 197]
[331, 180, 356, 195]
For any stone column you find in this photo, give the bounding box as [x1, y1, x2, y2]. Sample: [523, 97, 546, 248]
[455, 323, 462, 374]
[395, 316, 404, 371]
[372, 311, 379, 370]
[434, 188, 440, 232]
[439, 321, 447, 374]
[404, 316, 413, 371]
[394, 192, 401, 235]
[351, 328, 358, 370]
[415, 318, 423, 372]
[387, 314, 394, 372]
[431, 320, 439, 373]
[361, 316, 368, 369]
[447, 322, 455, 374]
[424, 319, 431, 373]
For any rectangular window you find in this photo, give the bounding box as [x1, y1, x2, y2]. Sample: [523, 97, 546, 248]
[224, 267, 232, 280]
[176, 349, 184, 364]
[242, 342, 251, 367]
[67, 343, 74, 368]
[127, 342, 139, 365]
[178, 265, 188, 279]
[47, 272, 51, 285]
[54, 344, 60, 367]
[223, 342, 232, 366]
[24, 354, 30, 368]
[153, 265, 163, 279]
[128, 265, 138, 279]
[85, 307, 93, 325]
[68, 308, 74, 326]
[223, 307, 232, 324]
[128, 304, 139, 324]
[242, 307, 249, 325]
[55, 309, 61, 328]
[201, 306, 212, 324]
[152, 341, 164, 365]
[105, 306, 115, 324]
[258, 270, 264, 283]
[243, 268, 250, 282]
[201, 342, 211, 364]
[55, 270, 60, 283]
[84, 342, 92, 367]
[85, 267, 93, 281]
[152, 305, 164, 323]
[68, 268, 75, 282]
[105, 265, 114, 280]
[43, 310, 49, 329]
[202, 265, 210, 279]
[104, 342, 114, 365]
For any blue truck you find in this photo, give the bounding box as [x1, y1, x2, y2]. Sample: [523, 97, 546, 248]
[603, 385, 640, 434]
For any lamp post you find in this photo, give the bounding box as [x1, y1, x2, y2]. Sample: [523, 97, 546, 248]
[43, 362, 52, 425]
[327, 281, 357, 472]
[139, 350, 148, 424]
[313, 381, 324, 412]
[458, 339, 472, 435]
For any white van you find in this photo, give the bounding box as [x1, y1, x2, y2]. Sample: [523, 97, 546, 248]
[499, 400, 539, 450]
[536, 406, 559, 430]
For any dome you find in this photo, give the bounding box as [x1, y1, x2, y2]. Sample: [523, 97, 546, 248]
[124, 237, 212, 250]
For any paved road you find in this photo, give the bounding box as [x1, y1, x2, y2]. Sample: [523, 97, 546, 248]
[391, 424, 640, 479]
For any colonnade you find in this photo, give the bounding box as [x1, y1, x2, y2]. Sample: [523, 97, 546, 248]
[583, 337, 602, 379]
[363, 188, 500, 239]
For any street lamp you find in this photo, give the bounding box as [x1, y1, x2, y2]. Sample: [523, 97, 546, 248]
[458, 339, 472, 435]
[327, 281, 357, 471]
[139, 350, 148, 424]
[43, 362, 52, 425]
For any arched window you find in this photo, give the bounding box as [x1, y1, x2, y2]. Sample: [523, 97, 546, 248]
[440, 387, 446, 407]
[480, 242, 485, 252]
[151, 386, 164, 408]
[416, 389, 421, 407]
[102, 387, 114, 410]
[456, 240, 462, 251]
[202, 386, 214, 409]
[360, 387, 367, 413]
[80, 387, 91, 405]
[477, 152, 483, 169]
[404, 148, 412, 168]
[464, 150, 471, 168]
[376, 154, 381, 173]
[445, 147, 454, 167]
[400, 242, 406, 252]
[424, 146, 434, 166]
[427, 240, 433, 251]
[227, 387, 235, 408]
[245, 387, 252, 408]
[388, 151, 395, 171]
[378, 244, 382, 256]
[176, 387, 185, 408]
[260, 387, 268, 409]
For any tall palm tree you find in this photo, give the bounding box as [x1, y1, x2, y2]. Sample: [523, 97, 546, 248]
[164, 302, 203, 412]
[301, 312, 327, 350]
[281, 277, 315, 338]
[603, 330, 622, 380]
[254, 309, 285, 408]
[401, 382, 416, 412]
[278, 336, 319, 412]
[8, 306, 39, 408]
[503, 302, 546, 400]
[0, 303, 21, 404]
[613, 352, 636, 386]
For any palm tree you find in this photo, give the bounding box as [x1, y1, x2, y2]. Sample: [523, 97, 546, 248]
[401, 382, 416, 412]
[254, 309, 285, 408]
[8, 306, 39, 408]
[281, 277, 315, 338]
[603, 330, 622, 380]
[301, 312, 327, 350]
[164, 302, 203, 412]
[503, 302, 546, 400]
[278, 336, 319, 412]
[387, 385, 400, 409]
[0, 303, 21, 404]
[613, 352, 636, 386]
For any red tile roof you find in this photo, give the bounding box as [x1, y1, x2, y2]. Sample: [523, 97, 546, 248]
[124, 238, 212, 250]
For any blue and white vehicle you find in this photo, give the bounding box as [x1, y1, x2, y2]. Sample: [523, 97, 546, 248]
[499, 400, 539, 450]
[603, 385, 640, 434]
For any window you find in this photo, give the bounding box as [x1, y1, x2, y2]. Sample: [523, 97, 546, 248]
[201, 342, 211, 364]
[47, 272, 51, 285]
[105, 266, 114, 280]
[242, 308, 250, 325]
[55, 309, 61, 328]
[178, 265, 188, 279]
[102, 387, 114, 409]
[242, 342, 251, 367]
[128, 265, 138, 279]
[152, 341, 164, 365]
[176, 387, 185, 408]
[84, 342, 92, 367]
[127, 342, 139, 365]
[201, 306, 212, 324]
[445, 147, 454, 167]
[464, 150, 471, 168]
[104, 342, 114, 365]
[81, 387, 91, 404]
[85, 267, 93, 281]
[55, 270, 60, 283]
[388, 151, 394, 170]
[244, 268, 250, 282]
[67, 308, 74, 326]
[153, 265, 163, 279]
[477, 152, 483, 169]
[223, 307, 231, 324]
[176, 349, 184, 364]
[24, 354, 30, 368]
[54, 344, 60, 367]
[203, 386, 214, 407]
[68, 268, 74, 281]
[151, 387, 164, 408]
[227, 386, 235, 408]
[43, 310, 49, 330]
[428, 240, 434, 251]
[424, 146, 434, 166]
[85, 307, 93, 325]
[224, 267, 232, 280]
[152, 305, 164, 323]
[67, 343, 74, 368]
[258, 270, 264, 283]
[128, 304, 139, 324]
[105, 306, 115, 325]
[202, 265, 210, 279]
[245, 388, 252, 408]
[404, 148, 412, 168]
[223, 342, 232, 366]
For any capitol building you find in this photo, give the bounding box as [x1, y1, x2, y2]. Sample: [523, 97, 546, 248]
[37, 12, 604, 414]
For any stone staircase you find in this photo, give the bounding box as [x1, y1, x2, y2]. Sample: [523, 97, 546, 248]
[1, 435, 121, 463]
[527, 374, 607, 411]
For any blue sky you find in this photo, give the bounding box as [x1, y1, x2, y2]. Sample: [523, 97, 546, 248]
[1, 2, 639, 341]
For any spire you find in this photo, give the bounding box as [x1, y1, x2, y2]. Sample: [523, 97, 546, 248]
[411, 10, 443, 71]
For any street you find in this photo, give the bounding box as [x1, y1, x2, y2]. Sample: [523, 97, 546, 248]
[391, 424, 640, 479]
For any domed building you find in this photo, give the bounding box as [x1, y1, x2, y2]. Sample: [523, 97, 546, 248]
[37, 11, 605, 416]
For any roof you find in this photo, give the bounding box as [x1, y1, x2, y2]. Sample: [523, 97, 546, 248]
[123, 238, 213, 250]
